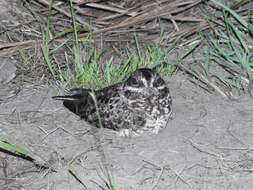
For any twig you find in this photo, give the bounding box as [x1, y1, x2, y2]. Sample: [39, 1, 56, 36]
[188, 139, 223, 158]
[84, 3, 136, 16]
[168, 14, 180, 31]
[33, 0, 92, 26]
[151, 166, 164, 190]
[143, 160, 193, 190]
[80, 0, 203, 36]
[170, 165, 193, 190]
[0, 40, 41, 57]
[0, 40, 40, 49]
[216, 147, 253, 151]
[68, 168, 88, 189]
[226, 124, 247, 146]
[198, 73, 229, 99]
[41, 126, 74, 141]
[0, 20, 36, 35]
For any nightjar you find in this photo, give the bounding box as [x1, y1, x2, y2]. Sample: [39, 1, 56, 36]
[53, 68, 172, 137]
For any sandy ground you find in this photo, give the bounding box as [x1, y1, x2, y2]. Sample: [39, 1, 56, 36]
[1, 1, 253, 190]
[1, 72, 253, 190]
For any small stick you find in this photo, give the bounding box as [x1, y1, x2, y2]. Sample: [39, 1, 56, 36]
[34, 0, 91, 26]
[68, 168, 88, 189]
[188, 139, 222, 158]
[151, 166, 164, 190]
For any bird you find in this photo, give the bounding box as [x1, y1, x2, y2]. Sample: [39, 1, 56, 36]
[52, 68, 172, 137]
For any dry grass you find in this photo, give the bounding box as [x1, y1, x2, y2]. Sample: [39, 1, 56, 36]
[0, 0, 252, 98]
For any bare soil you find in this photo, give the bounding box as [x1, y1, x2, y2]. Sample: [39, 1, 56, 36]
[1, 72, 253, 190]
[1, 1, 253, 190]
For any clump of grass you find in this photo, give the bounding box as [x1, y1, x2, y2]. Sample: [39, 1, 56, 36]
[204, 5, 253, 97]
[71, 45, 176, 89]
[178, 1, 253, 98]
[41, 35, 176, 90]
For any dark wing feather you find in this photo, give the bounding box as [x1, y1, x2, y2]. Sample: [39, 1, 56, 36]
[52, 88, 93, 117]
[52, 83, 122, 126]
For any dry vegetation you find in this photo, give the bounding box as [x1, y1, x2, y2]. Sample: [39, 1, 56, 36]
[0, 0, 253, 189]
[1, 0, 252, 97]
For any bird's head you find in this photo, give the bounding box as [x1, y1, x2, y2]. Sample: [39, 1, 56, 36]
[123, 68, 169, 99]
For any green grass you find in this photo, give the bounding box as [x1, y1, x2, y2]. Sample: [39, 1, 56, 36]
[39, 1, 176, 90]
[72, 45, 176, 89]
[41, 35, 176, 90]
[177, 1, 253, 98]
[204, 3, 253, 97]
[0, 139, 31, 159]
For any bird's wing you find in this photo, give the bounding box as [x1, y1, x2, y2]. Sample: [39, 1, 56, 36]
[52, 83, 122, 119]
[52, 88, 94, 117]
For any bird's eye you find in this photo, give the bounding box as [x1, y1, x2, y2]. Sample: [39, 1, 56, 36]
[127, 77, 143, 87]
[153, 77, 165, 87]
[129, 77, 138, 85]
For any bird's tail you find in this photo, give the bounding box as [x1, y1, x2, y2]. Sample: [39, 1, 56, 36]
[52, 88, 91, 116]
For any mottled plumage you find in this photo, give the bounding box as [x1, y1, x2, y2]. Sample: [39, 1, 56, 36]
[53, 68, 172, 136]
